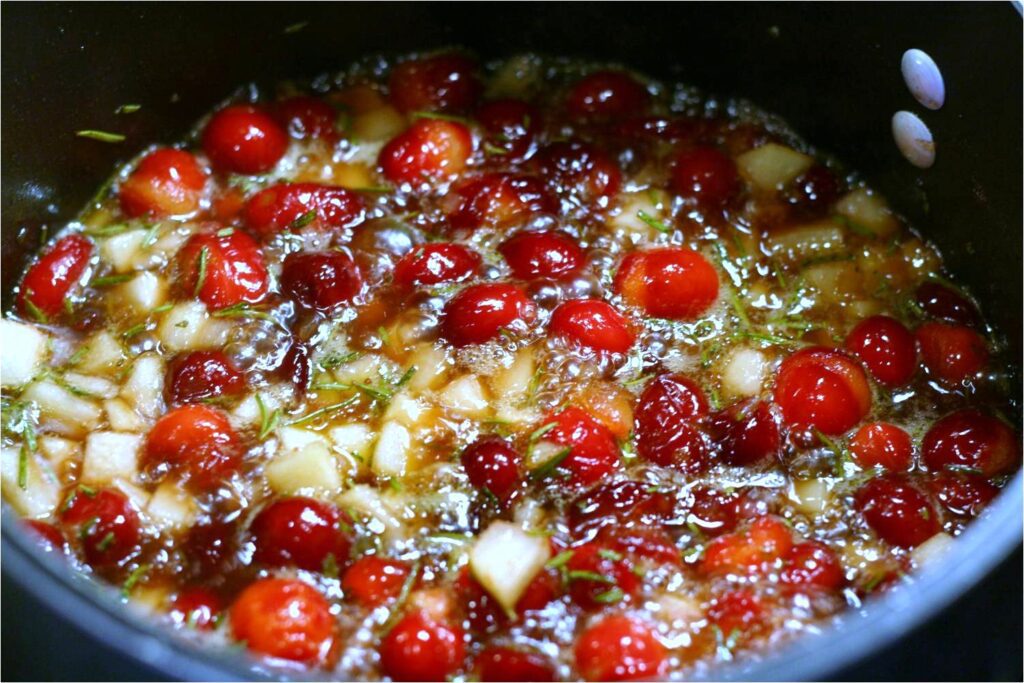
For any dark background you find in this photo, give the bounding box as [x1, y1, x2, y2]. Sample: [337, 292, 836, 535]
[2, 2, 1022, 681]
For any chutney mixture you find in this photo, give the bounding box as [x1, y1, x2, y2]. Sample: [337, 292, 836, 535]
[1, 52, 1020, 681]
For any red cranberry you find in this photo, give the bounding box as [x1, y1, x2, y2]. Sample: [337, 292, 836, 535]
[596, 525, 680, 567]
[476, 646, 556, 682]
[165, 350, 246, 405]
[568, 480, 673, 537]
[460, 436, 523, 504]
[788, 165, 840, 209]
[707, 589, 765, 635]
[388, 53, 481, 113]
[477, 99, 541, 159]
[143, 404, 242, 490]
[183, 520, 238, 576]
[844, 315, 917, 386]
[706, 399, 781, 466]
[275, 336, 311, 393]
[670, 146, 739, 208]
[565, 71, 650, 122]
[549, 299, 635, 354]
[915, 281, 980, 326]
[441, 283, 534, 346]
[177, 230, 268, 311]
[244, 183, 364, 236]
[342, 556, 412, 607]
[251, 497, 352, 572]
[61, 488, 141, 567]
[274, 96, 338, 140]
[774, 347, 872, 436]
[916, 322, 988, 384]
[379, 611, 466, 682]
[854, 474, 939, 548]
[170, 587, 222, 630]
[614, 247, 719, 320]
[379, 119, 474, 185]
[634, 374, 709, 471]
[574, 616, 666, 682]
[499, 230, 585, 281]
[25, 520, 68, 555]
[446, 174, 556, 231]
[230, 578, 335, 665]
[701, 516, 793, 576]
[780, 541, 845, 591]
[922, 410, 1018, 477]
[849, 422, 913, 471]
[543, 407, 621, 486]
[532, 140, 621, 203]
[685, 486, 745, 536]
[393, 243, 480, 289]
[929, 473, 999, 517]
[202, 105, 288, 174]
[119, 148, 206, 218]
[565, 543, 640, 610]
[17, 234, 93, 320]
[280, 250, 363, 312]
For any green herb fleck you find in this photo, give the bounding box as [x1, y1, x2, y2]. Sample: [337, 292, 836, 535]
[91, 273, 133, 287]
[289, 209, 317, 230]
[255, 393, 282, 440]
[115, 104, 142, 115]
[411, 111, 473, 125]
[21, 292, 49, 324]
[528, 446, 572, 481]
[546, 550, 575, 569]
[636, 210, 672, 235]
[322, 553, 339, 579]
[193, 246, 209, 297]
[483, 142, 509, 156]
[121, 563, 150, 598]
[593, 586, 625, 604]
[284, 20, 309, 34]
[76, 130, 125, 143]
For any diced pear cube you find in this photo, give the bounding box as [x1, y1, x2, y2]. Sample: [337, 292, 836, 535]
[911, 532, 954, 567]
[121, 271, 167, 313]
[469, 521, 551, 613]
[372, 421, 411, 477]
[489, 347, 535, 402]
[23, 379, 102, 433]
[39, 435, 82, 468]
[99, 230, 147, 272]
[721, 347, 767, 399]
[789, 478, 832, 515]
[835, 188, 899, 237]
[0, 319, 49, 388]
[265, 442, 343, 495]
[146, 480, 196, 530]
[158, 302, 210, 352]
[75, 330, 126, 375]
[104, 398, 145, 432]
[120, 353, 164, 419]
[329, 424, 374, 458]
[277, 426, 329, 453]
[62, 372, 119, 399]
[437, 375, 490, 418]
[406, 343, 451, 392]
[1, 446, 60, 518]
[737, 143, 814, 191]
[81, 431, 142, 484]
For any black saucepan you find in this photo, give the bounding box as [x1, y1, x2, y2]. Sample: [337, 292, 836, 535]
[2, 3, 1021, 680]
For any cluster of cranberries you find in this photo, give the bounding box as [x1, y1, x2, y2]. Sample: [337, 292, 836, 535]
[16, 51, 1020, 681]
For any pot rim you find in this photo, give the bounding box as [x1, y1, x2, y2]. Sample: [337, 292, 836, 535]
[2, 472, 1021, 681]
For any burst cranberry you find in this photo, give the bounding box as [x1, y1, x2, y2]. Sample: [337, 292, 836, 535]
[25, 520, 68, 554]
[165, 350, 246, 405]
[379, 119, 473, 185]
[17, 233, 93, 320]
[119, 148, 206, 218]
[183, 520, 238, 576]
[202, 104, 288, 174]
[460, 436, 522, 504]
[916, 322, 988, 383]
[706, 399, 781, 466]
[922, 410, 1018, 477]
[845, 315, 917, 386]
[252, 497, 352, 572]
[568, 480, 673, 537]
[61, 488, 140, 567]
[634, 374, 709, 471]
[670, 146, 739, 207]
[929, 473, 999, 517]
[230, 578, 335, 665]
[500, 230, 585, 281]
[614, 247, 719, 320]
[565, 543, 641, 609]
[849, 422, 913, 471]
[342, 556, 412, 607]
[388, 53, 481, 113]
[789, 165, 840, 209]
[565, 71, 650, 122]
[456, 567, 557, 634]
[280, 250, 362, 312]
[394, 243, 480, 289]
[701, 516, 793, 576]
[441, 283, 534, 346]
[170, 587, 222, 630]
[574, 615, 666, 682]
[244, 183, 364, 236]
[774, 347, 872, 436]
[477, 99, 541, 159]
[275, 336, 311, 393]
[550, 299, 635, 354]
[780, 541, 845, 590]
[686, 486, 745, 536]
[446, 174, 556, 230]
[476, 647, 556, 682]
[598, 525, 680, 567]
[177, 230, 268, 310]
[854, 474, 939, 548]
[915, 281, 980, 326]
[707, 589, 765, 635]
[275, 96, 338, 140]
[542, 407, 620, 486]
[533, 140, 621, 203]
[143, 404, 242, 490]
[380, 611, 466, 682]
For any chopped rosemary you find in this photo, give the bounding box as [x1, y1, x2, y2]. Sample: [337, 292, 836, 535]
[255, 393, 281, 440]
[546, 550, 575, 569]
[121, 563, 150, 598]
[381, 560, 420, 635]
[636, 209, 672, 235]
[76, 130, 125, 143]
[17, 445, 28, 489]
[21, 293, 48, 324]
[84, 223, 130, 237]
[121, 322, 149, 339]
[141, 222, 161, 247]
[287, 396, 359, 426]
[411, 111, 473, 125]
[115, 104, 142, 114]
[322, 553, 339, 579]
[284, 20, 309, 34]
[483, 142, 509, 156]
[216, 227, 235, 237]
[91, 273, 133, 287]
[317, 351, 361, 371]
[193, 246, 209, 297]
[598, 549, 624, 562]
[289, 209, 317, 230]
[566, 570, 614, 584]
[95, 531, 116, 552]
[814, 429, 850, 476]
[528, 446, 572, 481]
[593, 586, 625, 604]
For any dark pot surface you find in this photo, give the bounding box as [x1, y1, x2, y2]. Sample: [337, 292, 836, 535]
[2, 3, 1021, 680]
